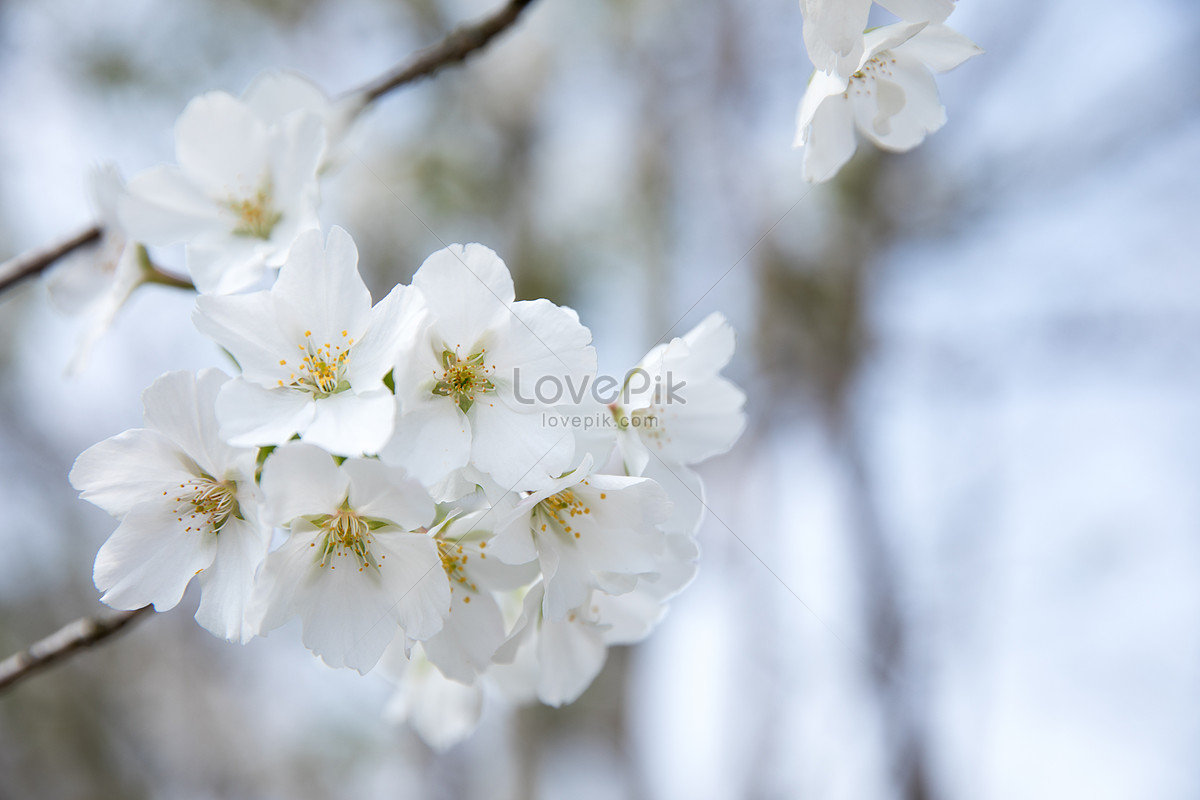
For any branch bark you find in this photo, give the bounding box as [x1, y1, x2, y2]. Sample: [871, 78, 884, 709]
[0, 224, 101, 296]
[0, 606, 152, 693]
[355, 0, 537, 104]
[0, 0, 539, 297]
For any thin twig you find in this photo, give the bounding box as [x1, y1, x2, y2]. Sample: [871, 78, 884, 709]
[0, 0, 540, 296]
[0, 224, 102, 296]
[355, 0, 537, 104]
[0, 606, 152, 693]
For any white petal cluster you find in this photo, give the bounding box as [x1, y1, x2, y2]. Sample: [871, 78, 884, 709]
[71, 77, 747, 747]
[41, 72, 364, 375]
[795, 1, 982, 183]
[47, 164, 151, 373]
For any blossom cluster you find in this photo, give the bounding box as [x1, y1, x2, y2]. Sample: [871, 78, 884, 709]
[66, 73, 746, 749]
[794, 0, 982, 182]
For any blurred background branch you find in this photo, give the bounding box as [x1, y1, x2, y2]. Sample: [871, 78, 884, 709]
[0, 225, 101, 295]
[0, 0, 541, 298]
[0, 606, 150, 693]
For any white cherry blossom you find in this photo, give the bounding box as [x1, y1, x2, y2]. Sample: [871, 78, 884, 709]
[488, 455, 671, 621]
[381, 243, 596, 490]
[241, 70, 366, 172]
[69, 369, 267, 642]
[795, 22, 983, 183]
[118, 84, 324, 294]
[611, 312, 746, 534]
[46, 165, 184, 374]
[194, 226, 423, 456]
[252, 443, 447, 673]
[492, 582, 609, 708]
[381, 644, 485, 752]
[418, 510, 538, 684]
[800, 0, 954, 76]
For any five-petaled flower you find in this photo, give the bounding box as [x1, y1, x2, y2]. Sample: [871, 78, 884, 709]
[70, 369, 268, 643]
[381, 243, 596, 491]
[194, 226, 424, 456]
[795, 21, 982, 183]
[118, 83, 325, 294]
[252, 443, 448, 673]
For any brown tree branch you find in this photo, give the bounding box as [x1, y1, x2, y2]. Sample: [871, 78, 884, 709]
[0, 606, 152, 693]
[0, 0, 540, 297]
[355, 0, 537, 104]
[0, 224, 102, 296]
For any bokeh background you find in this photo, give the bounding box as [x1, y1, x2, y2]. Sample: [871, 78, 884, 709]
[2, 0, 1199, 798]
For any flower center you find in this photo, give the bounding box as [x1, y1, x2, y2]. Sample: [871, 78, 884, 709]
[432, 347, 495, 413]
[437, 538, 478, 591]
[278, 330, 354, 397]
[313, 507, 376, 570]
[535, 488, 593, 541]
[225, 176, 282, 240]
[170, 477, 238, 534]
[847, 53, 897, 95]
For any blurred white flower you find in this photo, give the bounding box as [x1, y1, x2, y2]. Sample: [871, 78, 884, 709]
[800, 0, 955, 76]
[252, 443, 447, 673]
[613, 312, 746, 535]
[46, 165, 168, 374]
[492, 582, 609, 708]
[69, 369, 268, 643]
[381, 643, 485, 752]
[118, 84, 324, 293]
[489, 454, 671, 621]
[795, 22, 982, 183]
[418, 510, 539, 684]
[380, 243, 596, 490]
[241, 70, 366, 171]
[194, 226, 423, 456]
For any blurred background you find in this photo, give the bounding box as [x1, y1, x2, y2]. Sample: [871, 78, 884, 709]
[2, 0, 1199, 797]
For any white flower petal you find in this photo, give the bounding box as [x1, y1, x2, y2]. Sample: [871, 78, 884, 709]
[260, 442, 348, 524]
[243, 70, 329, 123]
[795, 70, 850, 147]
[268, 109, 326, 206]
[70, 428, 193, 517]
[271, 226, 370, 349]
[142, 369, 248, 479]
[862, 21, 929, 63]
[185, 238, 274, 294]
[94, 499, 220, 611]
[641, 457, 707, 538]
[422, 584, 506, 684]
[303, 389, 395, 456]
[193, 291, 292, 385]
[858, 61, 946, 151]
[175, 91, 272, 196]
[345, 283, 427, 391]
[536, 612, 608, 707]
[379, 397, 472, 487]
[385, 653, 484, 751]
[119, 165, 223, 245]
[470, 401, 574, 489]
[896, 22, 983, 72]
[412, 244, 515, 348]
[372, 532, 451, 642]
[800, 0, 872, 75]
[194, 515, 270, 643]
[802, 91, 858, 183]
[215, 379, 316, 448]
[342, 458, 435, 530]
[650, 376, 746, 465]
[491, 300, 596, 398]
